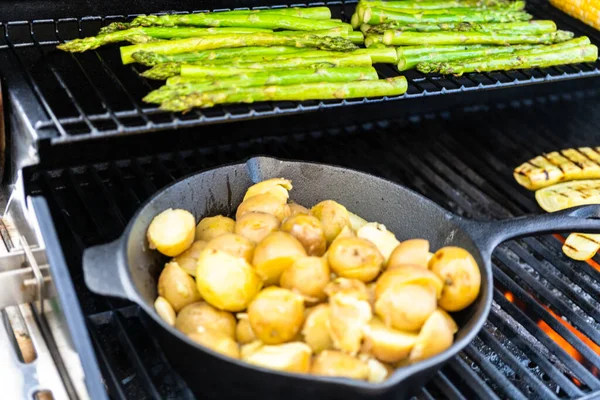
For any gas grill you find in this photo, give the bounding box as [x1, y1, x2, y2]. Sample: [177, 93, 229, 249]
[2, 0, 600, 399]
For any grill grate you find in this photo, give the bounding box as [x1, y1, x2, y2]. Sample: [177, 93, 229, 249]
[1, 1, 600, 142]
[25, 92, 600, 399]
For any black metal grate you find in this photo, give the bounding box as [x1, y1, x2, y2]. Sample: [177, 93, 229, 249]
[1, 1, 600, 142]
[26, 92, 600, 399]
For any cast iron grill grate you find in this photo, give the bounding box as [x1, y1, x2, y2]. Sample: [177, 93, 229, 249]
[1, 1, 600, 141]
[26, 93, 600, 399]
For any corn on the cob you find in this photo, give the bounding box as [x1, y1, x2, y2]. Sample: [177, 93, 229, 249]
[563, 233, 600, 260]
[513, 147, 600, 190]
[535, 179, 600, 212]
[551, 0, 600, 31]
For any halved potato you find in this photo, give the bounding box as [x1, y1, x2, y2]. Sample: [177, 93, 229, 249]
[311, 200, 350, 244]
[175, 302, 236, 339]
[356, 222, 400, 263]
[281, 214, 327, 256]
[374, 283, 437, 331]
[362, 317, 418, 363]
[235, 313, 256, 344]
[243, 178, 292, 202]
[195, 249, 262, 312]
[248, 287, 305, 344]
[173, 240, 208, 276]
[252, 232, 307, 286]
[237, 193, 291, 222]
[302, 304, 333, 353]
[195, 215, 235, 242]
[147, 208, 196, 257]
[205, 233, 254, 263]
[289, 203, 310, 216]
[375, 266, 443, 300]
[311, 350, 369, 380]
[328, 293, 372, 355]
[409, 309, 455, 363]
[234, 212, 280, 244]
[280, 256, 330, 302]
[348, 211, 368, 231]
[187, 326, 240, 359]
[158, 261, 201, 312]
[154, 296, 176, 326]
[242, 341, 312, 373]
[387, 239, 430, 270]
[324, 278, 369, 302]
[358, 355, 392, 383]
[328, 237, 384, 282]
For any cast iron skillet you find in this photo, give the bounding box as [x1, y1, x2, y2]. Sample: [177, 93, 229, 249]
[82, 156, 600, 400]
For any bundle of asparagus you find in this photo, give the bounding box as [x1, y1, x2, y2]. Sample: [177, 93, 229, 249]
[57, 6, 408, 111]
[352, 0, 598, 74]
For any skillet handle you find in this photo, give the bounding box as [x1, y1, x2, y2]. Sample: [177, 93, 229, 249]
[463, 205, 600, 252]
[83, 239, 137, 301]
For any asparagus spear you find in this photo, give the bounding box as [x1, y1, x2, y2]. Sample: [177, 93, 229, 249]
[383, 30, 574, 45]
[365, 34, 384, 47]
[366, 20, 557, 34]
[417, 44, 598, 75]
[144, 67, 379, 103]
[131, 46, 308, 66]
[400, 37, 592, 70]
[348, 31, 365, 44]
[351, 13, 362, 29]
[363, 7, 531, 25]
[160, 76, 408, 111]
[358, 0, 524, 10]
[397, 44, 493, 57]
[120, 30, 358, 64]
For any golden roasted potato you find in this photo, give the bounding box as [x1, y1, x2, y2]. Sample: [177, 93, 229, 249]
[248, 287, 305, 344]
[236, 193, 291, 222]
[328, 293, 372, 355]
[409, 309, 455, 363]
[375, 266, 443, 300]
[362, 317, 418, 363]
[374, 283, 437, 331]
[205, 233, 254, 263]
[356, 222, 400, 263]
[195, 249, 262, 312]
[147, 209, 196, 257]
[429, 246, 481, 312]
[158, 262, 201, 312]
[280, 257, 330, 302]
[234, 212, 280, 244]
[175, 302, 236, 339]
[173, 240, 208, 276]
[437, 308, 459, 334]
[242, 341, 312, 373]
[243, 178, 292, 202]
[311, 350, 369, 380]
[324, 278, 369, 302]
[387, 239, 430, 270]
[154, 296, 176, 326]
[252, 232, 307, 285]
[195, 215, 235, 242]
[348, 211, 368, 231]
[187, 326, 240, 359]
[235, 313, 256, 344]
[358, 355, 392, 383]
[288, 203, 310, 216]
[311, 200, 350, 244]
[281, 214, 327, 256]
[328, 237, 384, 282]
[302, 304, 333, 353]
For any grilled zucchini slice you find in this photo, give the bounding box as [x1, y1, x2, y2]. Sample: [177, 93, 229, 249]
[563, 233, 600, 261]
[535, 180, 600, 212]
[514, 147, 600, 190]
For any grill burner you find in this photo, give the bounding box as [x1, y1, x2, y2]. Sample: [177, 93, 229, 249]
[1, 1, 600, 142]
[24, 92, 600, 399]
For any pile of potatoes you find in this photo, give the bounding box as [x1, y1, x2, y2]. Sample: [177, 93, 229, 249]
[148, 178, 481, 382]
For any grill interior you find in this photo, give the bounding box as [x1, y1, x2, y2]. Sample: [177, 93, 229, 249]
[1, 0, 600, 142]
[24, 90, 600, 399]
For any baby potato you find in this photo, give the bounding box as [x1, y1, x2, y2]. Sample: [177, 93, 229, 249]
[243, 178, 292, 202]
[311, 350, 369, 380]
[158, 262, 201, 312]
[205, 233, 254, 263]
[280, 257, 330, 302]
[362, 317, 419, 364]
[281, 214, 327, 256]
[235, 314, 256, 344]
[242, 341, 312, 373]
[236, 193, 291, 222]
[252, 232, 307, 286]
[288, 203, 310, 216]
[374, 283, 437, 331]
[324, 278, 369, 302]
[154, 296, 176, 326]
[356, 222, 400, 263]
[429, 246, 481, 312]
[175, 302, 236, 339]
[409, 309, 455, 363]
[375, 266, 443, 300]
[328, 293, 372, 355]
[195, 215, 235, 242]
[173, 240, 208, 276]
[437, 308, 459, 334]
[302, 304, 333, 353]
[387, 239, 430, 270]
[248, 287, 305, 344]
[358, 355, 392, 383]
[195, 249, 262, 312]
[234, 212, 280, 244]
[328, 237, 384, 282]
[187, 326, 240, 359]
[348, 211, 368, 232]
[147, 208, 196, 257]
[311, 200, 350, 244]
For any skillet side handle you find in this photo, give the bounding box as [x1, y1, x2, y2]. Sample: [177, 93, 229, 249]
[83, 239, 136, 301]
[463, 205, 600, 252]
